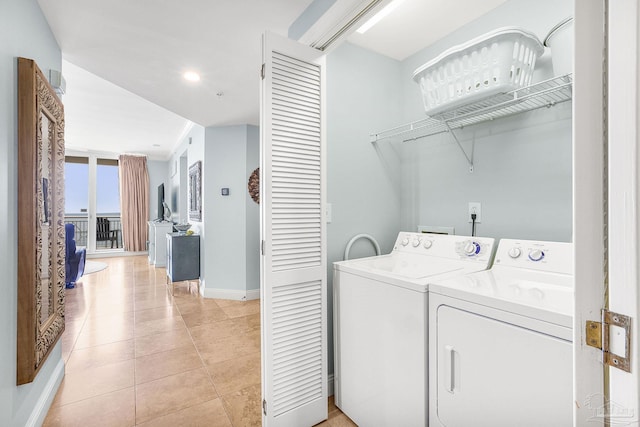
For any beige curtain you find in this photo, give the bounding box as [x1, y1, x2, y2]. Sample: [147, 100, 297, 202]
[119, 155, 149, 251]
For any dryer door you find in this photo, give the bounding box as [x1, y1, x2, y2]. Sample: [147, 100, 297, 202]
[434, 305, 572, 427]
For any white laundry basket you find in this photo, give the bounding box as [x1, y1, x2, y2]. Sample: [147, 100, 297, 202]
[544, 17, 574, 76]
[413, 27, 544, 116]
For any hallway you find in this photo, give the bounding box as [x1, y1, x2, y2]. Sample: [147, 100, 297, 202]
[44, 256, 350, 426]
[45, 256, 261, 426]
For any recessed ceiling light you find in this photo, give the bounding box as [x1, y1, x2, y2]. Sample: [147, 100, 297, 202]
[356, 0, 405, 34]
[152, 144, 161, 147]
[183, 71, 200, 82]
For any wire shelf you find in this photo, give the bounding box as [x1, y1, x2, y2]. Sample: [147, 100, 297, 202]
[371, 74, 573, 143]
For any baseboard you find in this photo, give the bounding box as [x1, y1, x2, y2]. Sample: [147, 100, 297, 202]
[201, 285, 261, 301]
[26, 357, 65, 427]
[203, 287, 251, 301]
[246, 288, 260, 300]
[328, 373, 334, 397]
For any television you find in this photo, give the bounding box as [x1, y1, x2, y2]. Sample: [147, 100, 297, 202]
[157, 183, 165, 221]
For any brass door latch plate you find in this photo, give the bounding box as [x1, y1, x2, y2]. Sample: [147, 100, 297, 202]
[586, 310, 631, 373]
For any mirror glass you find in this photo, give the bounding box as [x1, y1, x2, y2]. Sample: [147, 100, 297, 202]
[188, 161, 202, 221]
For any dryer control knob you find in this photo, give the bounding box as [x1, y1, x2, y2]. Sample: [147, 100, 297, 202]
[401, 237, 409, 246]
[528, 249, 545, 262]
[412, 238, 421, 247]
[508, 247, 522, 259]
[423, 240, 433, 249]
[464, 241, 481, 256]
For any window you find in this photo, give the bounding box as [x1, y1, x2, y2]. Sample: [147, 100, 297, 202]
[65, 156, 89, 214]
[64, 155, 122, 251]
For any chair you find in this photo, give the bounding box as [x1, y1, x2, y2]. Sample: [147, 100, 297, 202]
[96, 217, 118, 248]
[65, 223, 86, 289]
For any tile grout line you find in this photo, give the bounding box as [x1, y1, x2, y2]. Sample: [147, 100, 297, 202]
[132, 261, 139, 426]
[177, 295, 239, 427]
[56, 259, 136, 412]
[51, 258, 265, 426]
[131, 282, 229, 425]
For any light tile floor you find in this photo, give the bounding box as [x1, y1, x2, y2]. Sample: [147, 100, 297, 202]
[44, 255, 354, 427]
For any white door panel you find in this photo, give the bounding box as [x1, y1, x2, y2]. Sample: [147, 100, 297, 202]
[573, 2, 606, 425]
[607, 0, 639, 424]
[575, 1, 640, 425]
[261, 31, 327, 427]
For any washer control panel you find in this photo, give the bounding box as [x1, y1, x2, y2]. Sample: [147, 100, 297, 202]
[393, 232, 495, 263]
[494, 239, 573, 274]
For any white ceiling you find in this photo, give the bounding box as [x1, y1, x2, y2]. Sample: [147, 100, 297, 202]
[38, 0, 313, 159]
[347, 0, 509, 61]
[38, 0, 508, 160]
[62, 60, 192, 158]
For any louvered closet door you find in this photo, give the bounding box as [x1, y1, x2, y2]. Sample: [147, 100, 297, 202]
[260, 32, 327, 427]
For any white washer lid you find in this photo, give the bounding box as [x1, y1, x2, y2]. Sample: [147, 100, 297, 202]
[334, 253, 487, 292]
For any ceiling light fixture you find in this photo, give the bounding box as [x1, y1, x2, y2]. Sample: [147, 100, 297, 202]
[356, 0, 405, 34]
[183, 71, 200, 82]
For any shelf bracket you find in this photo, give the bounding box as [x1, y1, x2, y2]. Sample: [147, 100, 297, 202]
[443, 121, 474, 173]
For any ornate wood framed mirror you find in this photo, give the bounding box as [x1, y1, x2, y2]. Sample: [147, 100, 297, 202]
[17, 57, 66, 385]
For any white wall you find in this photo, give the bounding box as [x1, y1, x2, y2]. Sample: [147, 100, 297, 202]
[165, 124, 260, 298]
[202, 124, 259, 297]
[179, 155, 188, 222]
[245, 125, 260, 291]
[0, 1, 65, 425]
[399, 107, 572, 240]
[179, 125, 205, 286]
[166, 152, 188, 223]
[147, 159, 169, 221]
[167, 127, 197, 224]
[398, 0, 574, 241]
[323, 0, 574, 377]
[167, 152, 181, 221]
[325, 42, 404, 374]
[203, 125, 248, 293]
[326, 42, 404, 258]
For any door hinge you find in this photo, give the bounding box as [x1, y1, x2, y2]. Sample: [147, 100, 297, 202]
[263, 399, 267, 416]
[586, 309, 631, 372]
[261, 239, 265, 256]
[261, 63, 265, 80]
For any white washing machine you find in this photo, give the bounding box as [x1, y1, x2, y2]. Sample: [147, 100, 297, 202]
[333, 232, 496, 427]
[428, 239, 574, 427]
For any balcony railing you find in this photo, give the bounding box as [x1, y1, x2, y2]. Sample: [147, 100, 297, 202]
[65, 214, 123, 250]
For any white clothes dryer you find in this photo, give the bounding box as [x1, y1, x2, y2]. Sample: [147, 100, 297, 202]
[428, 239, 574, 427]
[333, 232, 495, 427]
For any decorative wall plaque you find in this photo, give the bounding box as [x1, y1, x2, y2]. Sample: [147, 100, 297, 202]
[248, 167, 259, 204]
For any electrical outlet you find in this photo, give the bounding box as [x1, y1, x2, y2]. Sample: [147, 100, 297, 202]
[468, 202, 482, 223]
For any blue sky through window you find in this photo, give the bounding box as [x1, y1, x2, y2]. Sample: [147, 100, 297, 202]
[65, 163, 88, 214]
[97, 164, 120, 214]
[65, 161, 120, 214]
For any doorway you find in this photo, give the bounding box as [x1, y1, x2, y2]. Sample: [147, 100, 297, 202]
[65, 154, 122, 253]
